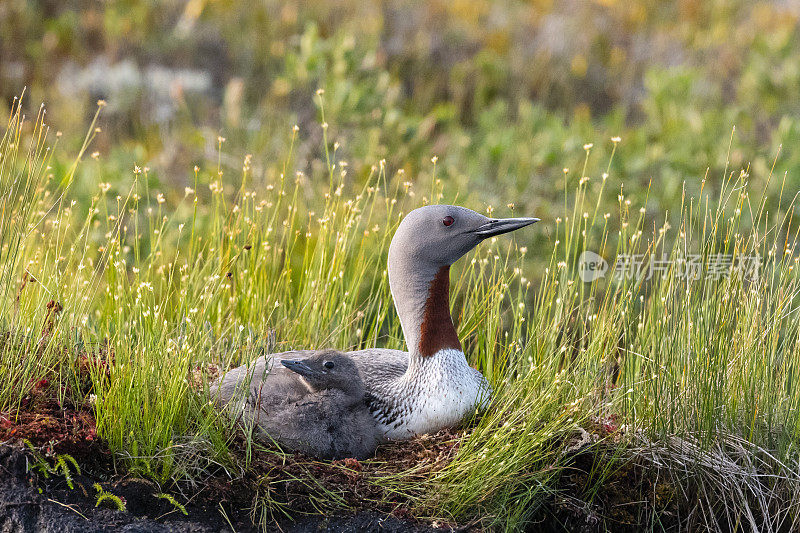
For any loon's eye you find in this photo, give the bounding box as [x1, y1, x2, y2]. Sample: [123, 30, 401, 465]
[323, 361, 335, 370]
[442, 216, 455, 227]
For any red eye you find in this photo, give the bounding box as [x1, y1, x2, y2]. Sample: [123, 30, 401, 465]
[442, 216, 454, 226]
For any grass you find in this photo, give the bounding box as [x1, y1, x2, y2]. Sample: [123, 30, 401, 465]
[3, 91, 800, 532]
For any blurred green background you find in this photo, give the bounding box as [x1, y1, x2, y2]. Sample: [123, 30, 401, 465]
[3, 0, 800, 228]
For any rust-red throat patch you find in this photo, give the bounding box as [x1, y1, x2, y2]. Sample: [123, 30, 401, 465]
[418, 266, 462, 357]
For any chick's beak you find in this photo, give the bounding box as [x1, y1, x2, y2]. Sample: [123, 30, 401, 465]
[281, 359, 316, 378]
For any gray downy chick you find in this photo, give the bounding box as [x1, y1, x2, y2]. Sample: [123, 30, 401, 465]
[252, 350, 380, 460]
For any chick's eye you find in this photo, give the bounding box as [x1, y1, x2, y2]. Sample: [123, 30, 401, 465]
[443, 216, 455, 227]
[323, 361, 335, 370]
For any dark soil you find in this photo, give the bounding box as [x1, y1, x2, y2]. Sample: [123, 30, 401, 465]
[0, 443, 451, 532]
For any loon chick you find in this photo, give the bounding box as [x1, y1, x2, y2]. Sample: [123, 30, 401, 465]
[248, 351, 379, 460]
[215, 205, 538, 440]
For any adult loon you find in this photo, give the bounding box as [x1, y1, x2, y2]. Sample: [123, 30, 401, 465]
[214, 204, 538, 440]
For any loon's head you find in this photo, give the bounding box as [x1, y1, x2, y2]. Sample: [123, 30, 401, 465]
[389, 205, 538, 269]
[281, 351, 364, 397]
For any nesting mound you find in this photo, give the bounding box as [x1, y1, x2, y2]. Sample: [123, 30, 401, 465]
[227, 428, 463, 520]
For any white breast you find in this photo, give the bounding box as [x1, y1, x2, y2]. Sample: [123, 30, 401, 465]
[378, 349, 491, 440]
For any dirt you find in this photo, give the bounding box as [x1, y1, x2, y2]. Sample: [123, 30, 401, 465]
[0, 443, 453, 533]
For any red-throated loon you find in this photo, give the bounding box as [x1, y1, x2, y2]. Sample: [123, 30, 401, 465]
[214, 205, 538, 441]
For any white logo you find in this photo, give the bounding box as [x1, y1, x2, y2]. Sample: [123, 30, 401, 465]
[577, 252, 760, 282]
[578, 250, 608, 282]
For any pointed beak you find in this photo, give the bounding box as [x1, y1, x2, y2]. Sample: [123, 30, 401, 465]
[281, 359, 316, 378]
[473, 217, 539, 238]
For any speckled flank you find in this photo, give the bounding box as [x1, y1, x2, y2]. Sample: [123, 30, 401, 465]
[418, 266, 462, 357]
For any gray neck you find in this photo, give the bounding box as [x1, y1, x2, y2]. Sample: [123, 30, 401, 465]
[387, 240, 461, 362]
